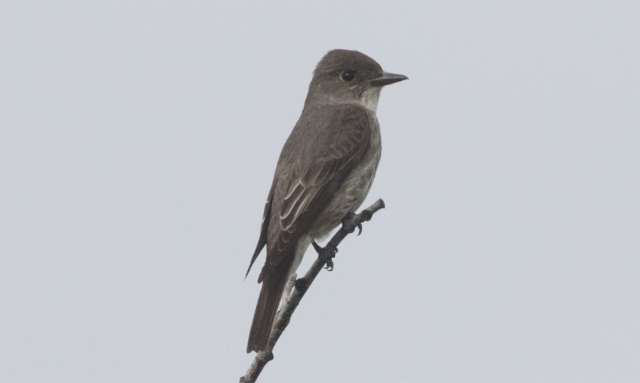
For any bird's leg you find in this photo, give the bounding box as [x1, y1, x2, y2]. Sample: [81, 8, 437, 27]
[341, 212, 359, 234]
[341, 210, 372, 236]
[311, 240, 338, 271]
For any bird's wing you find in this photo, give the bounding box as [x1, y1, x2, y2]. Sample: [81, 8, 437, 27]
[245, 179, 275, 278]
[258, 105, 373, 281]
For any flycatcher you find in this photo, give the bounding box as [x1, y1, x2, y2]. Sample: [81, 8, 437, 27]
[246, 49, 407, 353]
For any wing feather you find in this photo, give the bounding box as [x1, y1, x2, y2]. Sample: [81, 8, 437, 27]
[258, 105, 373, 279]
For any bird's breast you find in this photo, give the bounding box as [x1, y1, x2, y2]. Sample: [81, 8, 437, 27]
[308, 118, 382, 240]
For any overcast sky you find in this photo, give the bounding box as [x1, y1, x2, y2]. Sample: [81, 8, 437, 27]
[1, 1, 639, 382]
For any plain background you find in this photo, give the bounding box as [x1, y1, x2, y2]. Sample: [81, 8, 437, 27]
[1, 1, 638, 382]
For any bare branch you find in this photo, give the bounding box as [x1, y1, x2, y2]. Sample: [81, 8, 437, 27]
[240, 198, 385, 383]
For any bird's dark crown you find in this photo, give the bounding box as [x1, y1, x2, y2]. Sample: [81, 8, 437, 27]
[313, 49, 383, 81]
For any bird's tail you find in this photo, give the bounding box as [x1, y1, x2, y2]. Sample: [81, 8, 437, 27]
[246, 262, 291, 353]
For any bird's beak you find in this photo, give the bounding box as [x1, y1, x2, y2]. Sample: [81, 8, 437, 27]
[370, 72, 408, 87]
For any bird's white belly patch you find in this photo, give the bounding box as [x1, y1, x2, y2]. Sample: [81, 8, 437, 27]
[308, 145, 380, 240]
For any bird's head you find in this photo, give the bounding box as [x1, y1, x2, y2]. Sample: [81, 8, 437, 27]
[306, 49, 407, 112]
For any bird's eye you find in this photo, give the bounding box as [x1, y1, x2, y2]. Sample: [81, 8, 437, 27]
[341, 71, 355, 82]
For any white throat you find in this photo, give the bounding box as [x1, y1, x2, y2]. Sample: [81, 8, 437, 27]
[360, 87, 382, 112]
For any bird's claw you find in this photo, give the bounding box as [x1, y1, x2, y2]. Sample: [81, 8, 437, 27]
[355, 210, 372, 235]
[359, 210, 373, 222]
[312, 240, 338, 271]
[341, 212, 358, 234]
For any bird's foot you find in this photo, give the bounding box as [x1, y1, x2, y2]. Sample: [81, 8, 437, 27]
[359, 209, 373, 222]
[312, 240, 338, 271]
[341, 211, 372, 236]
[341, 212, 360, 234]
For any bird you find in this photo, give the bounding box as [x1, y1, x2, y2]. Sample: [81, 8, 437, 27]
[245, 49, 407, 353]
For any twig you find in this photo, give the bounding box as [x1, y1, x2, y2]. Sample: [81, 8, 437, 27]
[240, 198, 385, 383]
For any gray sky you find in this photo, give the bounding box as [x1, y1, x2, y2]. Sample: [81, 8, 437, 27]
[1, 1, 638, 382]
